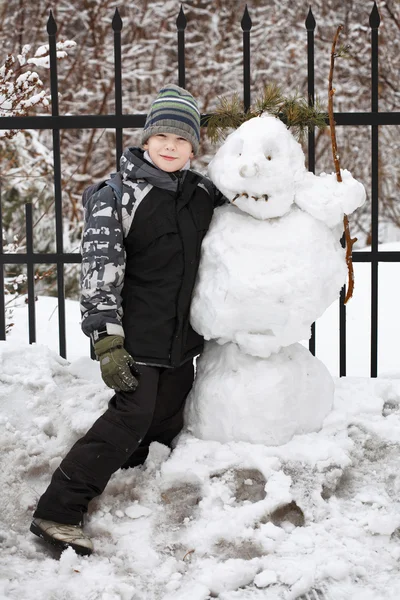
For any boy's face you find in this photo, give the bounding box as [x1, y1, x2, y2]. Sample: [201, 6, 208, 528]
[143, 133, 194, 172]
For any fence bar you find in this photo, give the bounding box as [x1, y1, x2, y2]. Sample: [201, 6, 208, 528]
[3, 249, 399, 266]
[353, 251, 400, 262]
[25, 203, 36, 345]
[0, 180, 5, 340]
[48, 11, 67, 359]
[2, 111, 399, 131]
[0, 253, 80, 264]
[338, 25, 347, 373]
[306, 7, 316, 173]
[339, 227, 346, 376]
[241, 5, 252, 112]
[306, 7, 316, 357]
[0, 115, 147, 130]
[370, 2, 380, 377]
[339, 286, 346, 376]
[113, 9, 123, 169]
[176, 6, 187, 88]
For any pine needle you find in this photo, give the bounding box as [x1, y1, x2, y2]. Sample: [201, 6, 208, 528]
[279, 95, 328, 139]
[335, 43, 351, 59]
[206, 84, 328, 142]
[206, 93, 248, 143]
[254, 83, 284, 115]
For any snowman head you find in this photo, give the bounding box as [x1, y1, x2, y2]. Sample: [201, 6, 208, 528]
[208, 115, 306, 219]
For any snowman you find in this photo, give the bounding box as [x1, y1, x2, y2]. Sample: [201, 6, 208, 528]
[185, 114, 365, 446]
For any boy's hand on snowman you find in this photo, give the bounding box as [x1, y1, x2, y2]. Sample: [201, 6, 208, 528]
[94, 335, 140, 392]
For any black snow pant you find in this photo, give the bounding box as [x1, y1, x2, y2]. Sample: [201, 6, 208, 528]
[33, 360, 194, 525]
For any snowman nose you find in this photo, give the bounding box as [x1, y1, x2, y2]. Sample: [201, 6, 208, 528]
[239, 162, 259, 178]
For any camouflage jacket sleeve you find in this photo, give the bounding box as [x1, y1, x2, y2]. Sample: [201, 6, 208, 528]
[80, 185, 126, 342]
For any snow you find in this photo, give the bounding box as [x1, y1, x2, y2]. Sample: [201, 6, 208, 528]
[190, 205, 347, 357]
[207, 116, 365, 225]
[185, 341, 334, 445]
[192, 118, 365, 362]
[1, 336, 400, 598]
[1, 255, 400, 599]
[188, 115, 365, 445]
[208, 116, 306, 220]
[1, 113, 399, 596]
[295, 169, 366, 230]
[27, 41, 77, 69]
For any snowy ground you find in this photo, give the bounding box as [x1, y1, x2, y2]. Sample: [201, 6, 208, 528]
[1, 244, 400, 600]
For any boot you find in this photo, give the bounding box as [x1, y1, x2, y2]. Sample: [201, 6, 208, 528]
[30, 518, 93, 556]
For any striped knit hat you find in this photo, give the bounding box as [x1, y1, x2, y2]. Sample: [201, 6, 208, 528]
[141, 84, 200, 154]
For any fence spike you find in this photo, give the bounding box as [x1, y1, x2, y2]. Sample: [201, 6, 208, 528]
[176, 5, 187, 31]
[47, 10, 57, 35]
[112, 7, 123, 32]
[369, 2, 381, 29]
[241, 5, 252, 32]
[305, 6, 316, 31]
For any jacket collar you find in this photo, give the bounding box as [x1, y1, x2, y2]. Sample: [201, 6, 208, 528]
[120, 147, 188, 192]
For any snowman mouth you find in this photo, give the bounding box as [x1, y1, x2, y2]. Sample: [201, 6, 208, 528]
[232, 193, 269, 202]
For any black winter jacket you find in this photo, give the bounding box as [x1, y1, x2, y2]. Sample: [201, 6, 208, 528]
[80, 147, 224, 367]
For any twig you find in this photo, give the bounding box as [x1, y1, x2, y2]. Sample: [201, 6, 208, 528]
[328, 26, 343, 184]
[182, 549, 195, 561]
[342, 214, 358, 302]
[328, 25, 357, 304]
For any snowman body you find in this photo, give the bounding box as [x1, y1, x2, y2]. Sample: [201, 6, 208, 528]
[185, 115, 366, 446]
[185, 340, 335, 445]
[190, 204, 347, 359]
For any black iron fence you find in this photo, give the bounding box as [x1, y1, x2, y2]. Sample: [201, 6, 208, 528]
[0, 3, 399, 376]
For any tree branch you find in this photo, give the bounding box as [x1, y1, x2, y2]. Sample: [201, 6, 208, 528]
[328, 25, 357, 304]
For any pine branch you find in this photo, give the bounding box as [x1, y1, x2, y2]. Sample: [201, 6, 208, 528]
[328, 25, 357, 304]
[206, 84, 327, 142]
[254, 83, 284, 115]
[278, 95, 327, 139]
[206, 93, 249, 143]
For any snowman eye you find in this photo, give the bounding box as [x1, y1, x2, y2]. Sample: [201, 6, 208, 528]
[266, 155, 272, 160]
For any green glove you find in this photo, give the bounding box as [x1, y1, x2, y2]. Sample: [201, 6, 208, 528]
[94, 335, 140, 392]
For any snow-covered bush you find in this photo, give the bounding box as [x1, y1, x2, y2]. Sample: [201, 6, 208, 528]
[1, 41, 78, 333]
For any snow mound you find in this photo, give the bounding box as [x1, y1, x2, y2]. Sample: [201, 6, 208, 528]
[1, 345, 400, 599]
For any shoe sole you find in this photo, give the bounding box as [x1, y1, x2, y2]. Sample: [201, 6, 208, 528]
[30, 521, 93, 556]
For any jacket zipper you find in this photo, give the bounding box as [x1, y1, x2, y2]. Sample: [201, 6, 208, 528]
[172, 172, 189, 364]
[169, 172, 185, 363]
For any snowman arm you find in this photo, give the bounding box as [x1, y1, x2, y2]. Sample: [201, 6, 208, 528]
[294, 169, 366, 229]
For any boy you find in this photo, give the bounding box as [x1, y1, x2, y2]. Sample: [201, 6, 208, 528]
[30, 84, 224, 555]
